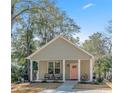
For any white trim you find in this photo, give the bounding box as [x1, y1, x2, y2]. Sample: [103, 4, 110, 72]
[47, 61, 48, 74]
[30, 60, 33, 81]
[90, 59, 93, 82]
[26, 35, 94, 59]
[53, 61, 55, 74]
[47, 60, 61, 74]
[60, 60, 62, 74]
[29, 59, 90, 61]
[63, 59, 65, 82]
[78, 59, 81, 82]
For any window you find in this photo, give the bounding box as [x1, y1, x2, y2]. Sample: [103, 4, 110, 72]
[48, 62, 54, 74]
[55, 62, 60, 74]
[33, 61, 38, 70]
[48, 61, 61, 74]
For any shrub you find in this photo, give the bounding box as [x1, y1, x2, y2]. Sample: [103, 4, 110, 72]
[96, 78, 104, 83]
[11, 64, 21, 82]
[42, 80, 47, 83]
[53, 80, 59, 83]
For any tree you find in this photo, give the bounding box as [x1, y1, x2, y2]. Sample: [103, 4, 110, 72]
[11, 0, 43, 25]
[81, 32, 111, 81]
[11, 0, 80, 82]
[82, 32, 107, 58]
[105, 20, 112, 54]
[104, 20, 112, 80]
[95, 55, 112, 80]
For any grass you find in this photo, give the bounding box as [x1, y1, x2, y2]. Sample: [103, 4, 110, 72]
[74, 82, 112, 90]
[11, 82, 62, 93]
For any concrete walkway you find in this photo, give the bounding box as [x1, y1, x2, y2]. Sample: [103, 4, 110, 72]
[56, 81, 77, 91]
[38, 81, 77, 93]
[38, 81, 112, 93]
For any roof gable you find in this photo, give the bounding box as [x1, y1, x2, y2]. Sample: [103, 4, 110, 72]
[27, 35, 94, 60]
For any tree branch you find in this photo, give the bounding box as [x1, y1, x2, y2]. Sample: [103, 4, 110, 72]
[12, 8, 30, 21]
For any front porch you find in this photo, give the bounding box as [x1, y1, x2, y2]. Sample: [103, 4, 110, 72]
[27, 36, 94, 83]
[30, 59, 93, 82]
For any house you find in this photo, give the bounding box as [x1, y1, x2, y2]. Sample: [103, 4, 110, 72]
[27, 35, 94, 82]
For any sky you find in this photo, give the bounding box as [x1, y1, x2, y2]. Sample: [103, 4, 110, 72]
[56, 0, 112, 43]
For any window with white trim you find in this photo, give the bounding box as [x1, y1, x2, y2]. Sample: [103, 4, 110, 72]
[55, 62, 60, 74]
[48, 62, 54, 74]
[48, 61, 61, 74]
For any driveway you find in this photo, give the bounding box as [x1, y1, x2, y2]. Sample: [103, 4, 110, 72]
[38, 81, 112, 93]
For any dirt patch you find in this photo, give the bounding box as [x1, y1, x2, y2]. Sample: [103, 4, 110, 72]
[11, 82, 62, 93]
[106, 81, 112, 88]
[74, 82, 112, 90]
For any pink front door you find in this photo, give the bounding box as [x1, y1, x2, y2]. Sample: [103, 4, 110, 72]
[70, 63, 78, 80]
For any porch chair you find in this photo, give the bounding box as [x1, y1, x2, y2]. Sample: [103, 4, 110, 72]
[44, 73, 50, 80]
[54, 73, 63, 80]
[49, 74, 54, 80]
[81, 73, 88, 81]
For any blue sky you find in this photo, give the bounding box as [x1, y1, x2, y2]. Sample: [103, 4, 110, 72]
[56, 0, 112, 42]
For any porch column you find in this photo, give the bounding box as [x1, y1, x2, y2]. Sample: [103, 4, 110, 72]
[78, 59, 81, 82]
[37, 61, 39, 80]
[63, 59, 65, 82]
[90, 59, 93, 82]
[30, 60, 33, 81]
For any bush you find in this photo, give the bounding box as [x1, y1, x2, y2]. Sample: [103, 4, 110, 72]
[93, 80, 100, 85]
[11, 64, 21, 82]
[53, 80, 59, 83]
[42, 80, 47, 83]
[96, 78, 104, 83]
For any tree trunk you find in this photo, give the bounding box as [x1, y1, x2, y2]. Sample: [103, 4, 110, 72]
[26, 30, 30, 81]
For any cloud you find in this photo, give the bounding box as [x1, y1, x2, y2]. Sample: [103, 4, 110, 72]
[82, 3, 95, 10]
